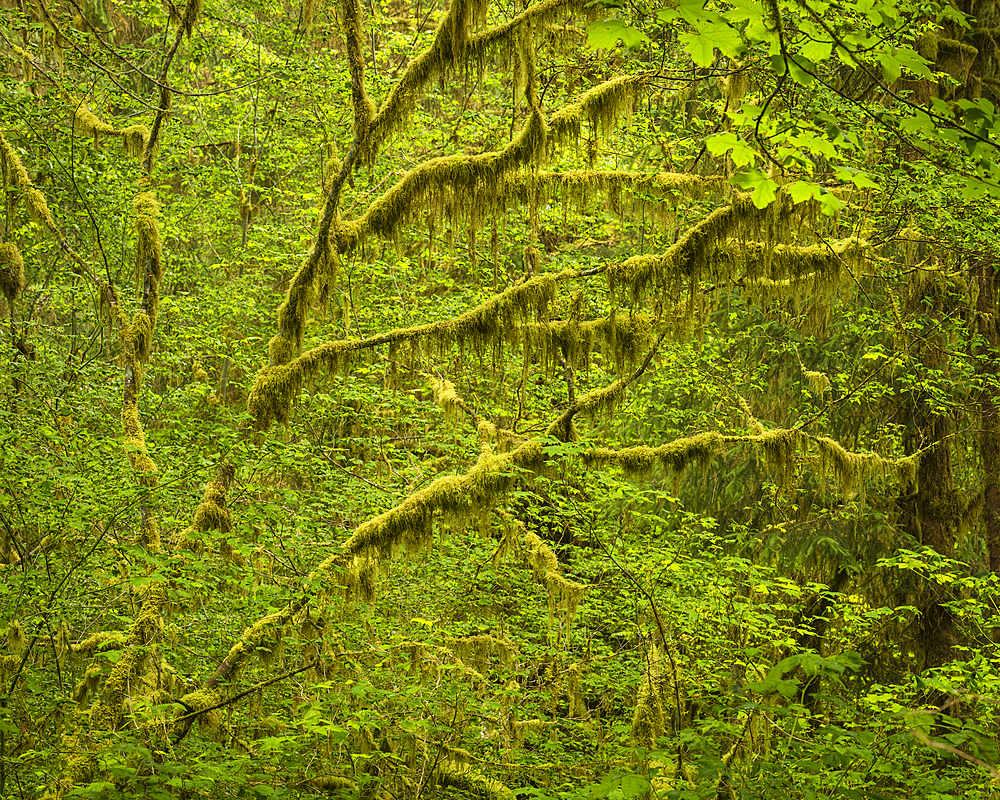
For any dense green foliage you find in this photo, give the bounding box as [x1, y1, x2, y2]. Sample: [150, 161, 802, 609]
[3, 0, 1000, 798]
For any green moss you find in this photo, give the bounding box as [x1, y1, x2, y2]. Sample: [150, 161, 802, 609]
[121, 389, 157, 480]
[754, 428, 800, 489]
[550, 72, 651, 157]
[427, 374, 467, 423]
[586, 432, 725, 477]
[631, 643, 666, 749]
[815, 436, 921, 496]
[72, 102, 116, 141]
[0, 241, 25, 304]
[311, 776, 358, 793]
[89, 583, 166, 731]
[435, 759, 514, 800]
[134, 191, 162, 299]
[75, 631, 128, 656]
[247, 364, 303, 430]
[802, 368, 832, 397]
[192, 464, 236, 535]
[180, 0, 202, 36]
[173, 687, 223, 737]
[448, 634, 514, 671]
[337, 111, 547, 252]
[120, 125, 150, 159]
[367, 0, 554, 158]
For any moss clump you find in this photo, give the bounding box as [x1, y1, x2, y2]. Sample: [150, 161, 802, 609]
[523, 530, 586, 635]
[75, 631, 128, 656]
[247, 364, 303, 430]
[815, 436, 920, 496]
[0, 241, 25, 305]
[120, 125, 150, 159]
[191, 463, 236, 537]
[427, 374, 467, 423]
[754, 428, 800, 489]
[435, 759, 514, 800]
[802, 368, 832, 397]
[89, 582, 166, 731]
[121, 390, 157, 480]
[173, 687, 223, 738]
[524, 531, 559, 578]
[311, 776, 358, 793]
[72, 102, 116, 142]
[586, 432, 725, 477]
[631, 642, 666, 749]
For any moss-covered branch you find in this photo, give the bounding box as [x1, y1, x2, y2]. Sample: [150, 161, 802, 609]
[250, 270, 563, 428]
[367, 0, 575, 158]
[87, 583, 167, 731]
[585, 429, 920, 494]
[547, 331, 665, 441]
[434, 758, 514, 800]
[334, 105, 546, 253]
[549, 72, 653, 151]
[340, 0, 376, 156]
[607, 194, 792, 306]
[0, 131, 100, 287]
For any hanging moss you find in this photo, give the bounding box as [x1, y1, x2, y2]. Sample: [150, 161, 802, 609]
[435, 759, 514, 800]
[427, 374, 467, 423]
[72, 102, 116, 142]
[550, 72, 650, 149]
[368, 0, 570, 158]
[0, 242, 25, 305]
[448, 634, 514, 671]
[523, 312, 656, 372]
[754, 428, 800, 489]
[731, 238, 866, 304]
[120, 125, 151, 159]
[631, 642, 666, 749]
[801, 368, 832, 397]
[324, 441, 545, 601]
[336, 109, 547, 252]
[524, 531, 559, 578]
[247, 364, 303, 430]
[585, 432, 725, 477]
[251, 272, 561, 434]
[522, 530, 587, 635]
[180, 0, 203, 37]
[815, 436, 920, 496]
[89, 582, 166, 731]
[209, 605, 303, 685]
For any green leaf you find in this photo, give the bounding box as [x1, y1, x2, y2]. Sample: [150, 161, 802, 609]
[878, 52, 901, 85]
[706, 132, 758, 167]
[786, 180, 822, 204]
[799, 38, 832, 62]
[587, 20, 650, 51]
[819, 189, 845, 216]
[679, 22, 745, 67]
[733, 169, 778, 208]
